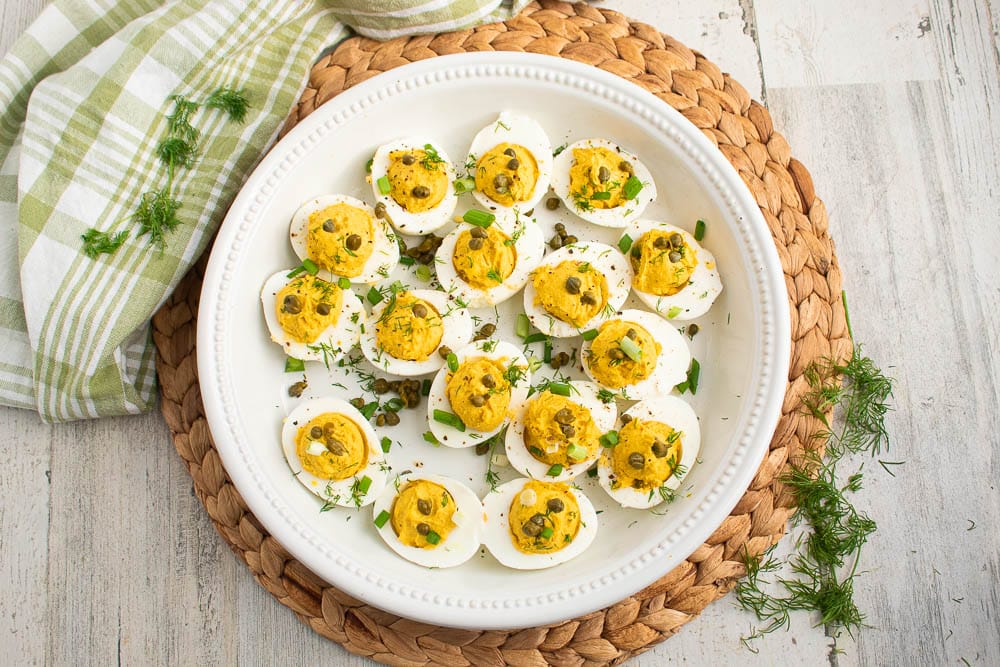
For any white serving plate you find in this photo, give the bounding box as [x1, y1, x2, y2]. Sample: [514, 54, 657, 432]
[198, 52, 790, 630]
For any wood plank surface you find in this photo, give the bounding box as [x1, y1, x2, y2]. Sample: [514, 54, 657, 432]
[1, 1, 997, 665]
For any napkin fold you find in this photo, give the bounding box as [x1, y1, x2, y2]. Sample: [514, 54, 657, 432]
[0, 0, 533, 422]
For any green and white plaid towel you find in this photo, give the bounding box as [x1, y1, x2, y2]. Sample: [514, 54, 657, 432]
[0, 0, 537, 422]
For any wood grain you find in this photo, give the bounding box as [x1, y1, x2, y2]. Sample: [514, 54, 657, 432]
[1, 1, 997, 666]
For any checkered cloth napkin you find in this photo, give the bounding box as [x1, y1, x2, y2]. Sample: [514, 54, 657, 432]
[0, 0, 535, 421]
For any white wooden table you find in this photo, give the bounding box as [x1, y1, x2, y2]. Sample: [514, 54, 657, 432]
[2, 1, 998, 665]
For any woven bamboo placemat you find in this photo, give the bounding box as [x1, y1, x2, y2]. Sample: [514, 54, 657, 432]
[153, 2, 852, 664]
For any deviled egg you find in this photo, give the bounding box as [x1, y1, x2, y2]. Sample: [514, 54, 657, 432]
[426, 339, 530, 449]
[505, 380, 617, 482]
[482, 478, 598, 569]
[620, 220, 723, 321]
[435, 208, 545, 308]
[371, 474, 484, 568]
[550, 138, 656, 227]
[261, 270, 363, 364]
[597, 396, 701, 509]
[288, 194, 399, 285]
[466, 111, 552, 212]
[522, 242, 632, 338]
[281, 397, 388, 508]
[359, 286, 474, 376]
[581, 308, 691, 401]
[370, 138, 457, 235]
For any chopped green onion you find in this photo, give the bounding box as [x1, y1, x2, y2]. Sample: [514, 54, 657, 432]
[694, 219, 706, 241]
[421, 379, 432, 396]
[389, 280, 405, 294]
[360, 402, 379, 420]
[337, 277, 351, 290]
[357, 475, 372, 494]
[581, 329, 599, 341]
[433, 409, 465, 432]
[623, 175, 643, 200]
[619, 336, 643, 362]
[384, 397, 404, 412]
[366, 286, 384, 305]
[415, 264, 432, 282]
[540, 527, 554, 539]
[687, 358, 701, 394]
[600, 430, 619, 447]
[453, 176, 475, 194]
[587, 467, 598, 478]
[376, 175, 391, 194]
[523, 332, 548, 345]
[543, 338, 552, 363]
[548, 382, 571, 397]
[591, 191, 611, 201]
[529, 446, 545, 457]
[380, 437, 392, 453]
[515, 313, 530, 339]
[422, 431, 440, 445]
[617, 234, 633, 254]
[399, 255, 415, 266]
[446, 353, 459, 372]
[426, 530, 441, 545]
[374, 510, 390, 528]
[284, 357, 305, 373]
[286, 265, 305, 278]
[365, 157, 373, 174]
[667, 305, 683, 319]
[463, 209, 495, 228]
[302, 258, 319, 275]
[546, 464, 563, 477]
[566, 443, 588, 461]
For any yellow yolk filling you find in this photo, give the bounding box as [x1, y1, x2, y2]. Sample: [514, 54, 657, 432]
[522, 391, 601, 466]
[275, 276, 342, 344]
[603, 418, 683, 491]
[452, 225, 517, 290]
[531, 260, 609, 327]
[475, 142, 539, 206]
[587, 320, 661, 388]
[305, 203, 375, 277]
[295, 412, 368, 480]
[446, 356, 510, 432]
[386, 148, 449, 213]
[630, 229, 698, 296]
[568, 147, 634, 210]
[375, 293, 443, 361]
[390, 480, 457, 549]
[508, 480, 580, 554]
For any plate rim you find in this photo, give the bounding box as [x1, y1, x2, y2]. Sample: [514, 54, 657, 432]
[197, 51, 791, 630]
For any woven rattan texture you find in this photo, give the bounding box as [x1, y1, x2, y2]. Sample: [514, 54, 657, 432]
[153, 2, 852, 664]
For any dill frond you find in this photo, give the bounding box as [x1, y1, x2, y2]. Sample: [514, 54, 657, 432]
[204, 87, 249, 123]
[80, 228, 129, 258]
[133, 188, 182, 249]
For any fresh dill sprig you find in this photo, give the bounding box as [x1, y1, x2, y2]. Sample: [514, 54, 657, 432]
[203, 87, 250, 123]
[80, 229, 129, 258]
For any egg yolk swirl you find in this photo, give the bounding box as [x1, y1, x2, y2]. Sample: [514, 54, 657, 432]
[446, 357, 510, 432]
[390, 480, 457, 549]
[508, 480, 580, 554]
[275, 276, 342, 344]
[305, 203, 375, 277]
[452, 225, 517, 290]
[531, 260, 608, 327]
[296, 412, 368, 480]
[630, 229, 698, 296]
[587, 320, 661, 388]
[522, 391, 601, 466]
[386, 148, 448, 213]
[568, 147, 634, 210]
[475, 142, 538, 206]
[375, 293, 443, 361]
[603, 418, 683, 491]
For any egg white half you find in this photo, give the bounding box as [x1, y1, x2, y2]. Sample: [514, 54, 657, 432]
[549, 138, 656, 228]
[522, 242, 633, 338]
[359, 287, 474, 377]
[435, 208, 545, 308]
[467, 111, 553, 213]
[371, 473, 485, 568]
[261, 270, 363, 363]
[281, 397, 388, 508]
[580, 308, 691, 401]
[370, 138, 458, 235]
[426, 340, 531, 449]
[481, 478, 598, 570]
[289, 194, 399, 285]
[505, 380, 617, 482]
[597, 396, 701, 509]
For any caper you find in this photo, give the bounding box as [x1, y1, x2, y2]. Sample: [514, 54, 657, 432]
[309, 426, 323, 439]
[401, 153, 415, 165]
[326, 439, 346, 456]
[631, 246, 642, 258]
[493, 174, 510, 190]
[475, 441, 491, 456]
[416, 523, 430, 536]
[417, 499, 432, 515]
[619, 160, 633, 174]
[564, 235, 578, 245]
[625, 328, 638, 340]
[481, 374, 496, 388]
[549, 236, 563, 250]
[522, 521, 542, 537]
[554, 408, 574, 425]
[628, 452, 645, 469]
[546, 197, 561, 211]
[412, 185, 430, 199]
[580, 291, 597, 306]
[350, 397, 365, 409]
[411, 303, 428, 318]
[374, 202, 387, 219]
[620, 414, 633, 424]
[530, 513, 546, 526]
[565, 276, 582, 294]
[468, 237, 484, 250]
[653, 236, 669, 249]
[390, 380, 402, 392]
[560, 423, 576, 437]
[550, 351, 570, 370]
[554, 223, 566, 233]
[479, 323, 496, 337]
[384, 411, 400, 426]
[668, 250, 682, 263]
[506, 158, 520, 170]
[470, 226, 487, 239]
[670, 233, 683, 248]
[311, 302, 329, 316]
[287, 381, 307, 398]
[546, 498, 565, 513]
[609, 348, 626, 360]
[322, 219, 335, 233]
[438, 346, 453, 359]
[598, 166, 611, 183]
[346, 234, 362, 251]
[470, 394, 487, 407]
[652, 440, 670, 458]
[688, 323, 700, 337]
[503, 147, 516, 157]
[373, 378, 390, 394]
[632, 478, 644, 489]
[375, 413, 386, 427]
[282, 294, 302, 314]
